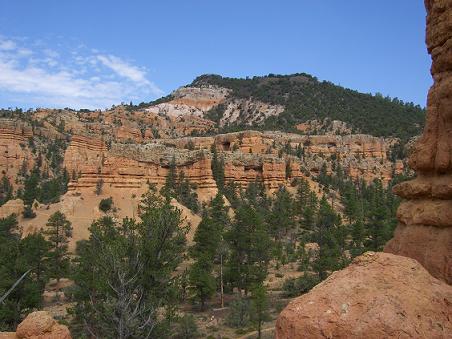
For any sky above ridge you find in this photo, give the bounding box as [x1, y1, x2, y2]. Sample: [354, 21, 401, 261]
[0, 0, 431, 110]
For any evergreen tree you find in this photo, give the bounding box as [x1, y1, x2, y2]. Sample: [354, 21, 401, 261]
[163, 155, 177, 197]
[0, 176, 13, 206]
[302, 191, 318, 230]
[268, 187, 295, 240]
[161, 159, 200, 213]
[19, 233, 50, 286]
[72, 188, 187, 338]
[0, 215, 49, 330]
[189, 193, 229, 309]
[268, 187, 295, 263]
[250, 283, 270, 339]
[226, 204, 271, 295]
[188, 256, 216, 310]
[285, 160, 292, 179]
[175, 171, 200, 213]
[312, 197, 343, 280]
[174, 314, 200, 339]
[43, 211, 72, 281]
[191, 214, 221, 260]
[211, 145, 225, 191]
[296, 178, 310, 212]
[22, 168, 40, 207]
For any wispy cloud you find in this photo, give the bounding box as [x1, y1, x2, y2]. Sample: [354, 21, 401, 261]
[97, 55, 147, 84]
[0, 39, 16, 51]
[0, 35, 163, 109]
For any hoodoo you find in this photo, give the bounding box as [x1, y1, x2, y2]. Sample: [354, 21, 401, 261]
[385, 0, 452, 284]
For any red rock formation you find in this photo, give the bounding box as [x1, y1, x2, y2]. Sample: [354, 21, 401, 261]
[0, 311, 71, 339]
[276, 252, 452, 339]
[0, 119, 34, 181]
[64, 136, 218, 193]
[385, 0, 452, 284]
[0, 199, 24, 218]
[64, 128, 399, 196]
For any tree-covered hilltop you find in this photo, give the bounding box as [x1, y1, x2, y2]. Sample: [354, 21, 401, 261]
[192, 73, 425, 140]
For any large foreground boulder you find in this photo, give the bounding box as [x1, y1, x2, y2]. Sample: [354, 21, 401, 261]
[0, 311, 71, 339]
[276, 252, 452, 339]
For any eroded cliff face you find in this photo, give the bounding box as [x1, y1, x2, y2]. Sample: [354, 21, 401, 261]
[0, 118, 66, 188]
[0, 119, 34, 181]
[385, 0, 452, 284]
[63, 130, 400, 200]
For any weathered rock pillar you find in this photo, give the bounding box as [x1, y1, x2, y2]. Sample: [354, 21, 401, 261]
[384, 0, 452, 285]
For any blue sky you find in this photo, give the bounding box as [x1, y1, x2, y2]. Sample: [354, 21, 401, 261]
[0, 1, 430, 109]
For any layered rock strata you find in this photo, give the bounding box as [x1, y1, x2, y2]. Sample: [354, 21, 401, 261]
[0, 119, 34, 180]
[64, 130, 399, 194]
[385, 0, 452, 284]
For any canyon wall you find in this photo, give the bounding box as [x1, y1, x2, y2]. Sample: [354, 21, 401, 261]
[0, 119, 34, 181]
[63, 130, 400, 198]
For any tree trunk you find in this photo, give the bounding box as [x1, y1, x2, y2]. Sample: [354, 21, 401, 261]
[220, 253, 224, 308]
[201, 297, 205, 311]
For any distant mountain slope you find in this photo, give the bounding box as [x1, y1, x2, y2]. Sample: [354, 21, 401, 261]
[190, 73, 425, 141]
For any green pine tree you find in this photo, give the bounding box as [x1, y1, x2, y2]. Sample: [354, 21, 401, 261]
[43, 211, 72, 281]
[250, 283, 270, 339]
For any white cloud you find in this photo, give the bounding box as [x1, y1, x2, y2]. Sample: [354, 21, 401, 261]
[0, 35, 163, 109]
[0, 39, 16, 51]
[97, 54, 148, 84]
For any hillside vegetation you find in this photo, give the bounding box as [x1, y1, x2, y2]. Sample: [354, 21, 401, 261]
[193, 73, 425, 141]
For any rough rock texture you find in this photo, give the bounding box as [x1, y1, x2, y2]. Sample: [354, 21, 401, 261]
[276, 252, 452, 339]
[64, 130, 400, 195]
[0, 311, 71, 339]
[0, 199, 24, 218]
[219, 98, 284, 126]
[385, 0, 452, 284]
[149, 85, 230, 117]
[0, 119, 34, 182]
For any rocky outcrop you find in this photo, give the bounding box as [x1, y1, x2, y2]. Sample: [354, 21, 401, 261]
[219, 99, 284, 126]
[295, 119, 353, 135]
[64, 135, 218, 193]
[276, 252, 452, 339]
[148, 85, 285, 127]
[163, 85, 230, 113]
[64, 129, 398, 195]
[163, 130, 401, 183]
[0, 119, 35, 181]
[0, 311, 71, 339]
[0, 199, 24, 218]
[385, 0, 452, 284]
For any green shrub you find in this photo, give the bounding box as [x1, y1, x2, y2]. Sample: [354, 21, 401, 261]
[23, 205, 36, 219]
[173, 314, 200, 338]
[282, 274, 321, 298]
[226, 298, 251, 328]
[99, 197, 113, 213]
